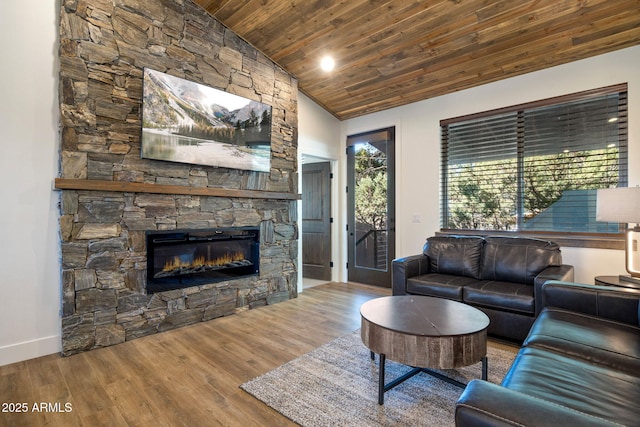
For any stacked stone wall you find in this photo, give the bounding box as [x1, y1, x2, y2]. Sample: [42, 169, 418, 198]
[58, 0, 298, 355]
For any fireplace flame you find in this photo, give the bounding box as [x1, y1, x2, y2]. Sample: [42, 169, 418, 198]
[162, 251, 246, 272]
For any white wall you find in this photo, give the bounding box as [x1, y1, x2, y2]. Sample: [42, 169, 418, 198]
[0, 1, 61, 365]
[339, 45, 640, 284]
[298, 94, 342, 160]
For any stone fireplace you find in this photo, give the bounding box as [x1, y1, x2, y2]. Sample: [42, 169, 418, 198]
[57, 0, 299, 355]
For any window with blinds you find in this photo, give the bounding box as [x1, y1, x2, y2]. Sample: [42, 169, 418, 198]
[440, 84, 627, 235]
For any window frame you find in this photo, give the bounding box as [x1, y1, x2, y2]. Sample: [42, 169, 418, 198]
[439, 83, 628, 250]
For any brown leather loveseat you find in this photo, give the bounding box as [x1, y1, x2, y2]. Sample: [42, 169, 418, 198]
[392, 235, 574, 341]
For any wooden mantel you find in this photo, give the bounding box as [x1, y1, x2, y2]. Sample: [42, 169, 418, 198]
[54, 178, 301, 200]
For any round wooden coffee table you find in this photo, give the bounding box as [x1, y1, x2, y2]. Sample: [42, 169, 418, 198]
[360, 295, 490, 404]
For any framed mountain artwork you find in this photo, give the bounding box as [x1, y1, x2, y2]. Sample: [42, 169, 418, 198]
[141, 68, 272, 172]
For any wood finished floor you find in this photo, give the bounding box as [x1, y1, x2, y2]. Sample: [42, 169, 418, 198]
[0, 282, 390, 427]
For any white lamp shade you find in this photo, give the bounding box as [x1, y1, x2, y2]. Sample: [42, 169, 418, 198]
[596, 187, 640, 224]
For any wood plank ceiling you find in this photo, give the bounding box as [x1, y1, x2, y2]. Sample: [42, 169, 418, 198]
[194, 0, 640, 120]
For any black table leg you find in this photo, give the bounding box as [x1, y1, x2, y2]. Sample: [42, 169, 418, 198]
[481, 356, 488, 380]
[373, 353, 489, 405]
[378, 353, 386, 405]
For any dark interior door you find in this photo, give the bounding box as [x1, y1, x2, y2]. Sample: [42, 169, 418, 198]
[302, 162, 332, 280]
[347, 127, 395, 287]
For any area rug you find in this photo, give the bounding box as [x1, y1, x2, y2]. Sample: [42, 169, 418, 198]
[241, 329, 518, 426]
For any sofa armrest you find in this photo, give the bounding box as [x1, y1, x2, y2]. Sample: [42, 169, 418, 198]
[456, 380, 621, 427]
[540, 280, 640, 326]
[533, 265, 574, 315]
[391, 254, 430, 295]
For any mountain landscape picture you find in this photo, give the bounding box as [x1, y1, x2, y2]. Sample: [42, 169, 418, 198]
[141, 68, 272, 172]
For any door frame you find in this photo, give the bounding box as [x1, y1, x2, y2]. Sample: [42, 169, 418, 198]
[301, 161, 332, 281]
[298, 154, 338, 291]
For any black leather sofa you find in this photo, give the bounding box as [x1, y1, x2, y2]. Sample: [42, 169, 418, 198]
[456, 280, 640, 426]
[392, 235, 574, 341]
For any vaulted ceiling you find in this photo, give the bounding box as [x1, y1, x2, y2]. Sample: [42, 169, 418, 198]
[193, 0, 640, 120]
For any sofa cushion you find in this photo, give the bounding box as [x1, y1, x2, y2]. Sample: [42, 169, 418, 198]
[407, 273, 480, 300]
[481, 236, 561, 285]
[463, 280, 534, 314]
[523, 307, 640, 375]
[501, 347, 640, 426]
[423, 235, 484, 279]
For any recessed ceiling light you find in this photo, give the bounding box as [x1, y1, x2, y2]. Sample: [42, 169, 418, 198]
[608, 117, 618, 123]
[320, 56, 335, 72]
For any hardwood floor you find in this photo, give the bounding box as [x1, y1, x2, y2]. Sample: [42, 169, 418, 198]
[0, 282, 390, 427]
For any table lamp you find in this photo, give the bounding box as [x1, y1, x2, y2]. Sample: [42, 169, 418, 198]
[596, 187, 640, 284]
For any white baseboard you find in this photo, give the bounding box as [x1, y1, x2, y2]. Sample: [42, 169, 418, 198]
[0, 335, 61, 366]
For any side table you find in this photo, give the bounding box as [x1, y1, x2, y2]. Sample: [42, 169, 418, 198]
[595, 275, 640, 290]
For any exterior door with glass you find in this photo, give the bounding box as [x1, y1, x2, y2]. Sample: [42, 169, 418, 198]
[346, 127, 395, 287]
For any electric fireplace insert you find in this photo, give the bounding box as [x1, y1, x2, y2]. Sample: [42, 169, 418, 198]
[146, 227, 260, 293]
